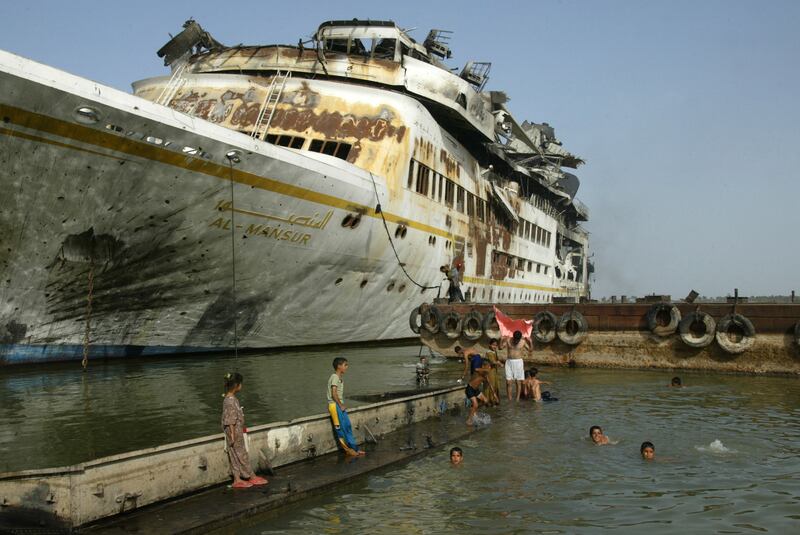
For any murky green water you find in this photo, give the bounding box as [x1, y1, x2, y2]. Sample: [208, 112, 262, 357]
[229, 368, 800, 534]
[3, 352, 799, 533]
[0, 344, 449, 472]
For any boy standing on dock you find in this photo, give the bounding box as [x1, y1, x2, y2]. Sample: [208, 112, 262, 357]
[327, 357, 365, 457]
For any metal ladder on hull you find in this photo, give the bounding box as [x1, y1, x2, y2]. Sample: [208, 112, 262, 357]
[252, 71, 291, 140]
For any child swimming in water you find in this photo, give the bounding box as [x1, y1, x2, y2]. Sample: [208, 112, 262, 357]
[450, 446, 463, 466]
[528, 368, 551, 401]
[670, 377, 683, 387]
[590, 425, 610, 445]
[641, 441, 655, 460]
[465, 358, 494, 426]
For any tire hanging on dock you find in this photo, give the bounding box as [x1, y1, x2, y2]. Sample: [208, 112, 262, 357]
[440, 312, 463, 340]
[556, 310, 588, 345]
[533, 311, 558, 343]
[421, 305, 443, 334]
[482, 311, 501, 340]
[678, 311, 716, 348]
[461, 311, 484, 341]
[409, 307, 422, 334]
[715, 313, 756, 354]
[646, 303, 682, 337]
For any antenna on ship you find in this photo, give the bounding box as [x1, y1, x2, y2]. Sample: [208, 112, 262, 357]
[226, 150, 243, 359]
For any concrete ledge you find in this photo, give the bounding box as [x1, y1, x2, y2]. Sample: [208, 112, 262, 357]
[0, 386, 464, 529]
[79, 412, 473, 534]
[423, 331, 800, 375]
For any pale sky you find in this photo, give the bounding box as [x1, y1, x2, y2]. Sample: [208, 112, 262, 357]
[1, 0, 798, 298]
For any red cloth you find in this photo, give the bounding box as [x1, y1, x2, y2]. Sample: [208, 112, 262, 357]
[493, 306, 533, 339]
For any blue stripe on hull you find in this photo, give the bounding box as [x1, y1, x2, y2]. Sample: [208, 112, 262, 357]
[0, 344, 220, 365]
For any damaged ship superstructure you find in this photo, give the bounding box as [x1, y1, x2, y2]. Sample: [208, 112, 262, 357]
[0, 19, 591, 364]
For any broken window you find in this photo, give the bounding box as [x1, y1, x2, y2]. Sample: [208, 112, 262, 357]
[456, 93, 467, 109]
[334, 142, 351, 159]
[373, 38, 396, 60]
[324, 39, 349, 54]
[321, 141, 337, 156]
[444, 179, 455, 207]
[415, 164, 430, 196]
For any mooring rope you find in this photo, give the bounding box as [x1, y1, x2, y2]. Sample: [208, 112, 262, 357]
[227, 161, 240, 359]
[367, 172, 439, 291]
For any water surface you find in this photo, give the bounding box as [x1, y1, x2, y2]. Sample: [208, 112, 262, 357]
[226, 368, 800, 534]
[0, 344, 450, 471]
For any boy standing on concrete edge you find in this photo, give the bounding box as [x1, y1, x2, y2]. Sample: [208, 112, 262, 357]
[327, 357, 366, 456]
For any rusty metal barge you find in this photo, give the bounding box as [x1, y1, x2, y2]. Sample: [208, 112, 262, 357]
[0, 19, 590, 365]
[414, 296, 800, 375]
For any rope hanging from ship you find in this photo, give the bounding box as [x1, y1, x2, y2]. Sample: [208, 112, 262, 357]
[367, 172, 440, 291]
[226, 156, 240, 359]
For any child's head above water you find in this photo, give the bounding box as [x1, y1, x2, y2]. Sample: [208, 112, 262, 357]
[224, 372, 243, 394]
[589, 425, 604, 443]
[450, 447, 463, 465]
[641, 441, 655, 460]
[671, 377, 682, 387]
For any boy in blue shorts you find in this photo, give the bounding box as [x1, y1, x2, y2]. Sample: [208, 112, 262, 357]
[327, 357, 365, 456]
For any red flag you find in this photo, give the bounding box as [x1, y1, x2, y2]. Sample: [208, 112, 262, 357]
[493, 306, 533, 339]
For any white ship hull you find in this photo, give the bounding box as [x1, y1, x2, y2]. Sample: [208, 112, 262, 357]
[0, 43, 587, 365]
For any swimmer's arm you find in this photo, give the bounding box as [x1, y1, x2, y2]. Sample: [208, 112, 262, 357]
[331, 385, 345, 411]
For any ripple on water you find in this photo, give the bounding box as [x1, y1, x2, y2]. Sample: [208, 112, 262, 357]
[240, 368, 800, 535]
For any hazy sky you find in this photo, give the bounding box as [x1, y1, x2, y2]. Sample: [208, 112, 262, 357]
[1, 0, 798, 298]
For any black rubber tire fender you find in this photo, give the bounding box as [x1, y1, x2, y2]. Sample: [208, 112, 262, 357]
[647, 303, 682, 337]
[408, 306, 422, 334]
[420, 305, 443, 334]
[482, 311, 501, 340]
[557, 311, 588, 345]
[678, 311, 716, 348]
[533, 311, 558, 344]
[441, 312, 463, 340]
[715, 313, 756, 354]
[461, 311, 484, 341]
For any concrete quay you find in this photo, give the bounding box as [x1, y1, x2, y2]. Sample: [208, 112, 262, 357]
[0, 386, 466, 531]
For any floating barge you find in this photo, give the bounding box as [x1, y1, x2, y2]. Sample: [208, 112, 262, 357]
[414, 298, 800, 375]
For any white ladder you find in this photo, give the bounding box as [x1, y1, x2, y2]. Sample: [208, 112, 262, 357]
[252, 71, 291, 140]
[156, 62, 189, 107]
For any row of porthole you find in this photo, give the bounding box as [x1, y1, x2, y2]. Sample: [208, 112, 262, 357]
[72, 105, 214, 160]
[334, 277, 407, 293]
